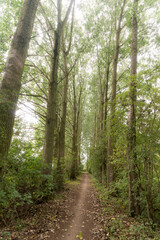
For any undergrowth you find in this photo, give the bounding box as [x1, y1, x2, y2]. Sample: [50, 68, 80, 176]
[0, 144, 82, 227]
[91, 176, 160, 240]
[0, 174, 81, 239]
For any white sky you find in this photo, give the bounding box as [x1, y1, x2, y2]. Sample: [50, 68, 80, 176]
[16, 102, 38, 124]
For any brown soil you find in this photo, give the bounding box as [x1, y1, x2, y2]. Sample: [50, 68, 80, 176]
[48, 173, 103, 240]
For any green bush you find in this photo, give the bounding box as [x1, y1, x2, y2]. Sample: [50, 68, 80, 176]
[0, 140, 57, 222]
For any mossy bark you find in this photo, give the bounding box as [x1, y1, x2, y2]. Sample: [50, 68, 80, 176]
[127, 0, 140, 217]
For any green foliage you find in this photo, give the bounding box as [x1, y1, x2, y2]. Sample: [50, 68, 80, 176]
[87, 145, 104, 181]
[1, 231, 11, 240]
[92, 176, 160, 239]
[0, 0, 23, 70]
[0, 137, 58, 222]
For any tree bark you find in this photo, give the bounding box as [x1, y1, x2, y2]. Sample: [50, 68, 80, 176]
[0, 0, 39, 168]
[127, 0, 140, 217]
[97, 49, 105, 183]
[43, 17, 62, 174]
[71, 76, 77, 179]
[58, 52, 69, 168]
[71, 77, 82, 179]
[58, 5, 74, 171]
[102, 63, 110, 184]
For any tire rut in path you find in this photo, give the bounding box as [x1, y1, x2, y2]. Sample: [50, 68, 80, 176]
[49, 173, 100, 240]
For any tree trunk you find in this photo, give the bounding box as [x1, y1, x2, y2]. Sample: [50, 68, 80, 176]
[97, 52, 105, 183]
[58, 51, 69, 168]
[102, 63, 110, 184]
[104, 63, 110, 131]
[0, 0, 39, 170]
[58, 6, 74, 172]
[107, 0, 126, 186]
[43, 22, 62, 174]
[127, 0, 140, 217]
[71, 77, 82, 179]
[53, 113, 59, 160]
[76, 87, 82, 172]
[71, 76, 77, 179]
[43, 0, 75, 174]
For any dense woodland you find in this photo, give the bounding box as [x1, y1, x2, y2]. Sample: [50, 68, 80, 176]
[0, 0, 160, 227]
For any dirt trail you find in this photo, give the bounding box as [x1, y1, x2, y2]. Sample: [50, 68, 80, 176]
[49, 173, 102, 240]
[1, 173, 159, 240]
[0, 173, 105, 240]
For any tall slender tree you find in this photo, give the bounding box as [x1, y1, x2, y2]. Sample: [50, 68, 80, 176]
[57, 4, 75, 173]
[43, 0, 75, 174]
[107, 0, 126, 186]
[0, 0, 40, 169]
[70, 74, 83, 179]
[127, 0, 140, 217]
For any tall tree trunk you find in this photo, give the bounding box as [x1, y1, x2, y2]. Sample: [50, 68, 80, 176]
[43, 18, 62, 174]
[102, 63, 110, 183]
[76, 87, 82, 171]
[97, 49, 105, 183]
[53, 113, 59, 160]
[71, 77, 82, 179]
[71, 76, 77, 179]
[58, 5, 74, 172]
[107, 0, 126, 186]
[0, 0, 39, 171]
[43, 0, 75, 174]
[77, 117, 82, 167]
[104, 63, 110, 131]
[127, 0, 140, 217]
[92, 111, 97, 148]
[58, 52, 69, 168]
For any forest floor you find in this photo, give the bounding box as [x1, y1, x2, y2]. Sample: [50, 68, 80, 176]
[0, 173, 160, 240]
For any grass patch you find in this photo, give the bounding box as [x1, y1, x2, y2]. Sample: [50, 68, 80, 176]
[65, 175, 82, 187]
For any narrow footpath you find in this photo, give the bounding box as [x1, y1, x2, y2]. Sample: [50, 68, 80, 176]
[1, 173, 159, 239]
[0, 174, 106, 240]
[48, 173, 104, 240]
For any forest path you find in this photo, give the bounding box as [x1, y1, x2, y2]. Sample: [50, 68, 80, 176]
[1, 173, 158, 239]
[48, 173, 103, 240]
[0, 173, 106, 240]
